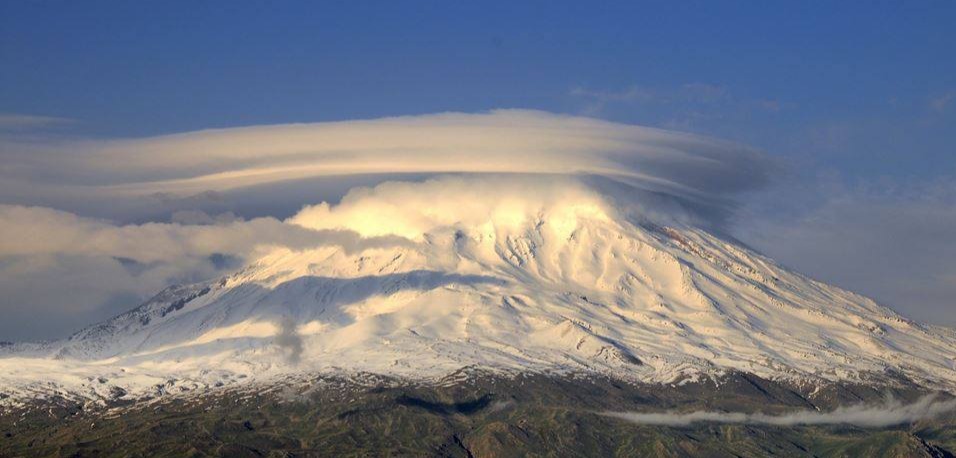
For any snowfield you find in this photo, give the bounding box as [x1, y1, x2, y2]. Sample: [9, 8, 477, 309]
[2, 177, 955, 405]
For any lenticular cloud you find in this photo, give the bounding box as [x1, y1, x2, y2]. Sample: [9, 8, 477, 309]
[0, 110, 775, 223]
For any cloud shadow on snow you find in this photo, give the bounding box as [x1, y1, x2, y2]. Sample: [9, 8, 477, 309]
[96, 270, 508, 365]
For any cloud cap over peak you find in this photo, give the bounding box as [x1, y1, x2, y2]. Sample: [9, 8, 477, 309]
[1, 110, 775, 225]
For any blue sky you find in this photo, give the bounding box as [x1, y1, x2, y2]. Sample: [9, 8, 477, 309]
[3, 2, 954, 169]
[1, 1, 955, 338]
[3, 2, 954, 166]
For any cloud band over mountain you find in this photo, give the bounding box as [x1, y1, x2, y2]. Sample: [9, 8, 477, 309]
[603, 396, 956, 428]
[1, 110, 774, 223]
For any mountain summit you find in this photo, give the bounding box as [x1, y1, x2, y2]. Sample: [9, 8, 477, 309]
[2, 177, 955, 405]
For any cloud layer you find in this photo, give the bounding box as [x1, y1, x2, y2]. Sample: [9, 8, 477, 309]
[289, 175, 616, 239]
[0, 204, 412, 341]
[0, 110, 774, 225]
[604, 395, 956, 428]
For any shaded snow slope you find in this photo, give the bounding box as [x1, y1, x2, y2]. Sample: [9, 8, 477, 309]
[2, 177, 955, 403]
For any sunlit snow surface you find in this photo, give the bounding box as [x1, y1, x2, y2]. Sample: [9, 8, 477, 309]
[3, 178, 956, 405]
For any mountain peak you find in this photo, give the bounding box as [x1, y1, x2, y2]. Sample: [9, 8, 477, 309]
[2, 179, 956, 405]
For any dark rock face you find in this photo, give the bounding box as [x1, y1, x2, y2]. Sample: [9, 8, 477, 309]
[2, 372, 954, 457]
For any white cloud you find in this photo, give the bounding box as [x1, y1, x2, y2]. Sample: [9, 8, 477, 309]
[0, 204, 415, 340]
[0, 205, 411, 263]
[604, 395, 956, 427]
[0, 110, 774, 221]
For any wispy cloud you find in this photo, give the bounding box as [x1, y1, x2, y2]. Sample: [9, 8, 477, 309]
[569, 83, 781, 130]
[0, 113, 73, 131]
[604, 395, 956, 428]
[679, 82, 729, 103]
[569, 86, 654, 114]
[930, 90, 956, 113]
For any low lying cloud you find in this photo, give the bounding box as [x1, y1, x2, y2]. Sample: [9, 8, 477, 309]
[603, 395, 956, 428]
[0, 205, 413, 262]
[275, 318, 304, 365]
[0, 204, 413, 341]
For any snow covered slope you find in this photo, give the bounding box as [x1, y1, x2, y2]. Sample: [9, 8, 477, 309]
[2, 177, 955, 403]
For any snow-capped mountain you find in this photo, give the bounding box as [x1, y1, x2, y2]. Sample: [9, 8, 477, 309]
[2, 178, 955, 403]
